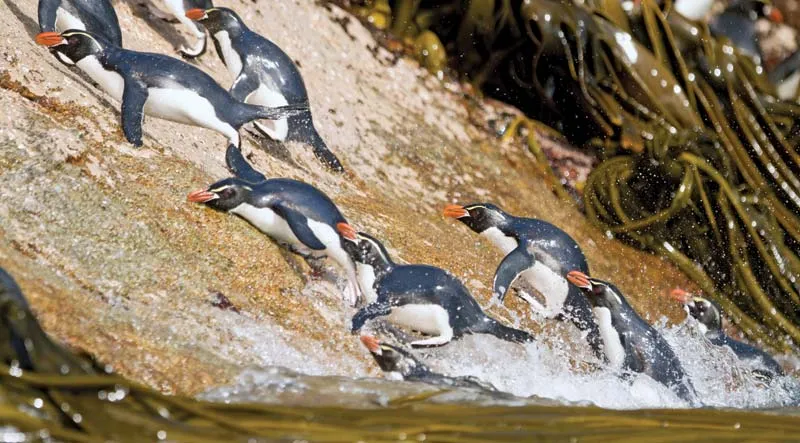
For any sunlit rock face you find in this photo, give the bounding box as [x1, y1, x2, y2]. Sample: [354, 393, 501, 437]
[1, 0, 707, 399]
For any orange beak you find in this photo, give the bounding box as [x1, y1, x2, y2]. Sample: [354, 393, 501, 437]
[186, 8, 207, 21]
[35, 32, 65, 47]
[336, 223, 358, 241]
[567, 270, 591, 289]
[769, 7, 784, 23]
[187, 189, 217, 203]
[669, 288, 692, 304]
[360, 335, 381, 353]
[443, 204, 468, 218]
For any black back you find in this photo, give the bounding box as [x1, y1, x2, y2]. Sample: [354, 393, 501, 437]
[247, 178, 347, 227]
[39, 0, 122, 47]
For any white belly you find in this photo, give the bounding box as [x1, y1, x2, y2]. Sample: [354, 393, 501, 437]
[356, 263, 378, 304]
[777, 71, 800, 101]
[144, 88, 238, 142]
[388, 304, 451, 336]
[674, 0, 714, 21]
[593, 307, 626, 370]
[247, 84, 289, 141]
[215, 31, 243, 78]
[55, 7, 85, 33]
[77, 56, 125, 101]
[521, 262, 569, 315]
[231, 203, 308, 254]
[481, 227, 517, 254]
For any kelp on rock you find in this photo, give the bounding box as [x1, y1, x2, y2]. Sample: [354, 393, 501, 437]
[345, 0, 800, 352]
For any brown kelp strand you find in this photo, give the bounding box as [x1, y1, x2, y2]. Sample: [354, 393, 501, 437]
[1, 275, 800, 442]
[340, 0, 800, 351]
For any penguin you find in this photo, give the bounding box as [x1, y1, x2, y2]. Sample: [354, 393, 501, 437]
[145, 0, 213, 58]
[187, 145, 361, 305]
[360, 335, 499, 391]
[35, 30, 308, 149]
[670, 289, 785, 378]
[443, 203, 603, 358]
[672, 0, 715, 22]
[185, 7, 344, 172]
[769, 50, 800, 100]
[337, 224, 534, 347]
[38, 0, 122, 48]
[567, 271, 700, 405]
[709, 0, 784, 63]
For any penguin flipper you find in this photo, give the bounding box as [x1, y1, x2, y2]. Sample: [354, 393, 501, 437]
[493, 245, 534, 302]
[271, 202, 327, 251]
[121, 80, 149, 147]
[620, 333, 646, 374]
[225, 145, 267, 183]
[38, 1, 58, 32]
[351, 302, 392, 332]
[229, 71, 259, 103]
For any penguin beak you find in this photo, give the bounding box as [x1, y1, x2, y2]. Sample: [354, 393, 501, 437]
[443, 204, 469, 218]
[35, 32, 67, 47]
[186, 8, 208, 21]
[360, 335, 382, 355]
[669, 288, 691, 304]
[336, 223, 358, 241]
[566, 270, 592, 290]
[766, 6, 784, 23]
[187, 189, 219, 203]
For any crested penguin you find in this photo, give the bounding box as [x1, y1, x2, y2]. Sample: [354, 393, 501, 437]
[443, 203, 603, 358]
[145, 0, 213, 58]
[360, 335, 499, 391]
[188, 146, 361, 306]
[568, 271, 700, 405]
[338, 224, 535, 347]
[35, 30, 308, 149]
[670, 289, 785, 379]
[185, 7, 344, 172]
[38, 0, 122, 48]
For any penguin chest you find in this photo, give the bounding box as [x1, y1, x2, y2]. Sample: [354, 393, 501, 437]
[592, 307, 626, 370]
[230, 204, 309, 254]
[76, 57, 125, 101]
[356, 263, 379, 304]
[215, 31, 243, 78]
[519, 262, 569, 315]
[481, 227, 518, 255]
[388, 304, 452, 336]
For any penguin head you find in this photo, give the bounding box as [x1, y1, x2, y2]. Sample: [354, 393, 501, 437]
[336, 224, 393, 269]
[443, 202, 507, 233]
[360, 335, 423, 378]
[187, 178, 253, 212]
[35, 30, 104, 65]
[186, 7, 243, 34]
[670, 289, 723, 333]
[567, 271, 627, 310]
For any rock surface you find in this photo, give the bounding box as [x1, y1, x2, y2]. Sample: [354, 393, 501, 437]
[0, 0, 697, 395]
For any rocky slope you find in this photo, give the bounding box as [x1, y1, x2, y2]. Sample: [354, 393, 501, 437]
[0, 0, 697, 394]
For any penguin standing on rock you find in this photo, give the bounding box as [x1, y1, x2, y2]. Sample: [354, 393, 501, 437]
[338, 224, 534, 347]
[35, 30, 307, 149]
[186, 7, 344, 172]
[144, 0, 213, 58]
[670, 289, 785, 379]
[567, 271, 700, 405]
[188, 146, 361, 305]
[38, 0, 122, 47]
[360, 335, 499, 391]
[443, 203, 602, 358]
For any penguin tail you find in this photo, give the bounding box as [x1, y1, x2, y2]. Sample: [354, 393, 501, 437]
[478, 318, 535, 344]
[237, 101, 309, 129]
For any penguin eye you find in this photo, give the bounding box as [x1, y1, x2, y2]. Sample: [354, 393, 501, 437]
[219, 188, 235, 199]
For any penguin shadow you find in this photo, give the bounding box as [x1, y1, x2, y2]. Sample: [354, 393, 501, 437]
[243, 127, 304, 170]
[277, 248, 340, 288]
[3, 0, 39, 40]
[121, 0, 197, 59]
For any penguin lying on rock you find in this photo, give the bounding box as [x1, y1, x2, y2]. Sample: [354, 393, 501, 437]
[338, 224, 534, 347]
[444, 203, 602, 358]
[144, 0, 213, 58]
[38, 0, 122, 48]
[567, 271, 700, 406]
[35, 30, 307, 149]
[360, 335, 498, 391]
[186, 7, 344, 172]
[188, 146, 361, 305]
[670, 289, 785, 380]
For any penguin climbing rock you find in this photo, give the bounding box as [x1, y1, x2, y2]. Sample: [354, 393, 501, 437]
[38, 0, 122, 48]
[360, 335, 498, 391]
[670, 289, 785, 379]
[710, 0, 783, 63]
[35, 30, 307, 148]
[443, 203, 602, 358]
[185, 7, 344, 172]
[187, 146, 360, 305]
[145, 0, 213, 58]
[338, 224, 534, 347]
[567, 271, 700, 405]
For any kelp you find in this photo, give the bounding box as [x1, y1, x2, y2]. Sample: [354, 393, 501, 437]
[1, 268, 800, 441]
[344, 0, 800, 352]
